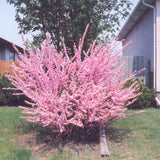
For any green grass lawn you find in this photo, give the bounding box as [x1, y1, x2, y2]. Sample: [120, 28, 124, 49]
[0, 107, 160, 160]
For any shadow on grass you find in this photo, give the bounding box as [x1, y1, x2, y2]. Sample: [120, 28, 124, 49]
[15, 118, 131, 158]
[26, 123, 131, 154]
[35, 124, 100, 151]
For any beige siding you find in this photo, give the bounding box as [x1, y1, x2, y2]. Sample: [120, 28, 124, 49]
[122, 9, 154, 72]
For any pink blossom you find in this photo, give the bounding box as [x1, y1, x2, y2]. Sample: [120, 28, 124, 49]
[6, 25, 143, 132]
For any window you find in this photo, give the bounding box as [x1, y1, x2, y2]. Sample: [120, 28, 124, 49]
[9, 52, 15, 61]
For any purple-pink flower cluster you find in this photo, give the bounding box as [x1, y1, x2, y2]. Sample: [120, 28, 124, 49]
[6, 25, 142, 132]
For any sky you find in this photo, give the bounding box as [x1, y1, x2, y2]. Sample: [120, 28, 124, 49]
[0, 0, 33, 47]
[0, 0, 139, 48]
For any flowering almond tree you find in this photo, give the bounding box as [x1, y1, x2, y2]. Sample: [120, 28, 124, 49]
[6, 25, 143, 156]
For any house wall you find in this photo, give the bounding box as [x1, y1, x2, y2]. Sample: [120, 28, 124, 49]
[0, 48, 18, 61]
[0, 48, 5, 60]
[0, 60, 14, 76]
[15, 53, 18, 60]
[121, 55, 151, 87]
[122, 9, 154, 72]
[5, 48, 10, 60]
[0, 44, 19, 76]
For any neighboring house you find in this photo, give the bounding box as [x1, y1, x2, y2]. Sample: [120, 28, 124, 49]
[117, 0, 160, 100]
[0, 37, 23, 76]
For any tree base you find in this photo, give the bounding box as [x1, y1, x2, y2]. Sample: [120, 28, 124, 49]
[99, 127, 110, 156]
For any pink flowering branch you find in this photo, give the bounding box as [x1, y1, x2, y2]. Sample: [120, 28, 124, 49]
[6, 26, 143, 133]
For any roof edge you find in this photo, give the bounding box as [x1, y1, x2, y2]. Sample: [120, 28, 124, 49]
[117, 0, 154, 40]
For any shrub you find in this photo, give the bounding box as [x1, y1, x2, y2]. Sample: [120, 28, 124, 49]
[6, 25, 143, 132]
[6, 25, 145, 156]
[125, 79, 156, 109]
[0, 74, 26, 106]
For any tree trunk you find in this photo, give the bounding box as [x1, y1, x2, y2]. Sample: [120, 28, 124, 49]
[99, 127, 110, 157]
